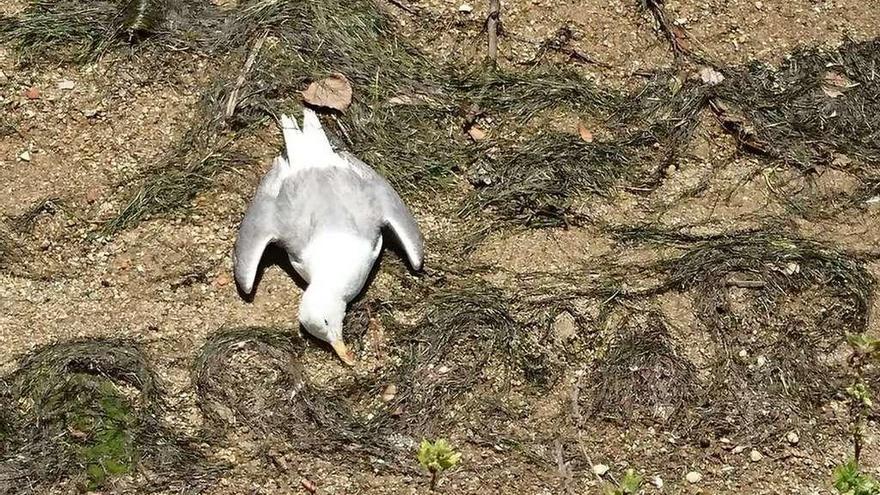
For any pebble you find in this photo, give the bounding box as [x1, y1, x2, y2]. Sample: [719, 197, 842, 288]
[732, 445, 745, 454]
[651, 475, 664, 488]
[437, 365, 450, 374]
[699, 67, 725, 85]
[738, 349, 748, 359]
[458, 3, 473, 12]
[750, 449, 763, 462]
[552, 311, 577, 341]
[381, 384, 398, 402]
[592, 464, 610, 476]
[57, 80, 75, 90]
[786, 431, 800, 445]
[686, 471, 702, 484]
[756, 355, 767, 367]
[18, 150, 31, 161]
[467, 126, 487, 141]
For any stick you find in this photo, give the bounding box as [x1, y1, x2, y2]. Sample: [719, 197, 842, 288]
[388, 0, 415, 13]
[643, 0, 688, 59]
[225, 30, 269, 119]
[725, 279, 766, 289]
[487, 0, 500, 63]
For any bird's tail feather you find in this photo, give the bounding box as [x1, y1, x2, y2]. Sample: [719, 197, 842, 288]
[279, 108, 333, 168]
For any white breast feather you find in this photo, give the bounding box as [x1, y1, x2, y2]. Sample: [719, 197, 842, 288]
[300, 232, 376, 296]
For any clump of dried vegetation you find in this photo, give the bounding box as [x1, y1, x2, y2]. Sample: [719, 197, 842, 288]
[0, 339, 219, 494]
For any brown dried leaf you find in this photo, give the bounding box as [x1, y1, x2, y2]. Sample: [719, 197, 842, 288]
[822, 71, 854, 98]
[301, 73, 352, 111]
[577, 121, 593, 143]
[24, 87, 40, 99]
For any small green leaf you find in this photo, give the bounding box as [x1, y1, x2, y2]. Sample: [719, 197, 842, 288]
[416, 438, 461, 474]
[833, 460, 880, 495]
[619, 469, 642, 494]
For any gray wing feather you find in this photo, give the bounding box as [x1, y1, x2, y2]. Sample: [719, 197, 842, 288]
[233, 157, 288, 293]
[338, 151, 424, 270]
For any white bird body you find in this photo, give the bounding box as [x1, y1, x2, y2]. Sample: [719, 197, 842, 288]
[233, 108, 424, 364]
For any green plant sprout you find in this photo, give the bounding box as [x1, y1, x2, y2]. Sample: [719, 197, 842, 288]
[604, 468, 643, 495]
[833, 460, 879, 495]
[844, 334, 880, 464]
[832, 334, 880, 495]
[417, 438, 461, 491]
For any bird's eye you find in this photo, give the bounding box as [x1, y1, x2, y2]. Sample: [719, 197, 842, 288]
[324, 319, 329, 325]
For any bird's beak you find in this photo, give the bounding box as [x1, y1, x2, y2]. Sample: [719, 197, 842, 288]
[330, 339, 356, 365]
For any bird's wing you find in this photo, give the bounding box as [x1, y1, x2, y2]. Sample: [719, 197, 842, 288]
[338, 151, 424, 270]
[233, 156, 289, 293]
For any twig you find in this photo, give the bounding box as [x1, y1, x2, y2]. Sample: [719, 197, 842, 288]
[527, 27, 610, 68]
[487, 0, 500, 63]
[225, 30, 269, 119]
[642, 0, 689, 60]
[725, 279, 766, 289]
[429, 469, 438, 491]
[387, 0, 416, 14]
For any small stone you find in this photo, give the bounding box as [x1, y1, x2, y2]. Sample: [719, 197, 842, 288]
[738, 349, 748, 359]
[552, 311, 577, 341]
[437, 365, 450, 374]
[685, 471, 702, 484]
[24, 87, 40, 99]
[57, 80, 75, 90]
[213, 273, 231, 287]
[651, 476, 664, 488]
[699, 66, 725, 85]
[750, 449, 763, 462]
[755, 1, 763, 8]
[832, 153, 852, 167]
[592, 464, 610, 476]
[732, 445, 745, 454]
[83, 108, 99, 118]
[786, 431, 800, 444]
[301, 479, 317, 493]
[18, 150, 31, 161]
[381, 384, 398, 402]
[467, 126, 487, 141]
[458, 3, 473, 12]
[756, 355, 767, 367]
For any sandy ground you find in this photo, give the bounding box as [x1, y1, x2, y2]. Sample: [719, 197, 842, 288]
[2, 0, 880, 494]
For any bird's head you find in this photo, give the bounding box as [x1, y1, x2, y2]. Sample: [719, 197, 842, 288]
[298, 288, 355, 365]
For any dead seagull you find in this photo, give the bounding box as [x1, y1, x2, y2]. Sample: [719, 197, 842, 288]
[232, 108, 424, 365]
